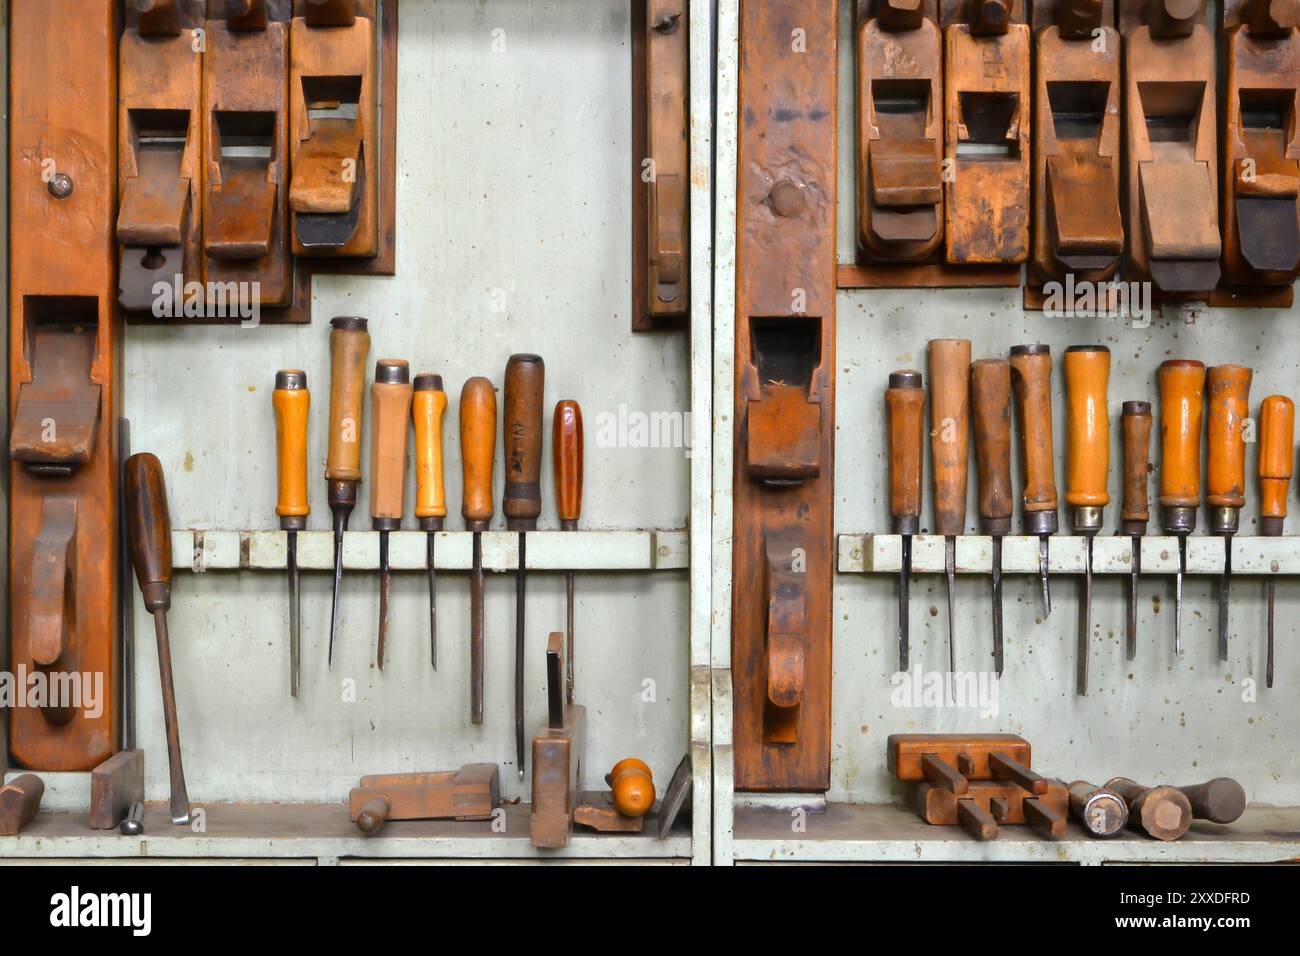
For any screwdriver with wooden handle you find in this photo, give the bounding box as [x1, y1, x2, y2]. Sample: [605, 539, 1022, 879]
[928, 339, 970, 672]
[1158, 359, 1206, 657]
[1258, 394, 1294, 687]
[1010, 344, 1058, 619]
[124, 453, 191, 825]
[273, 370, 310, 697]
[326, 316, 371, 668]
[970, 360, 1013, 676]
[886, 371, 924, 672]
[371, 359, 413, 671]
[1119, 401, 1152, 661]
[1206, 364, 1252, 662]
[413, 374, 448, 669]
[504, 354, 545, 778]
[461, 377, 497, 724]
[1064, 345, 1110, 695]
[553, 399, 584, 702]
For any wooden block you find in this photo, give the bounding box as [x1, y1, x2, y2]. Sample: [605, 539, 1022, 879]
[0, 774, 45, 836]
[348, 763, 500, 833]
[530, 705, 586, 848]
[90, 749, 145, 830]
[915, 777, 1069, 825]
[574, 792, 647, 833]
[888, 733, 1032, 781]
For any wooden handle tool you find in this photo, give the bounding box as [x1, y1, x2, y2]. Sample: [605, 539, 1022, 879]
[970, 359, 1012, 676]
[1107, 776, 1194, 841]
[273, 370, 310, 698]
[886, 370, 924, 672]
[928, 339, 971, 672]
[1067, 780, 1129, 838]
[1010, 344, 1059, 619]
[370, 360, 413, 671]
[413, 374, 448, 670]
[1258, 394, 1294, 686]
[1206, 364, 1252, 662]
[1064, 345, 1110, 695]
[504, 354, 546, 777]
[325, 316, 370, 668]
[553, 399, 584, 702]
[460, 376, 497, 725]
[1174, 777, 1247, 824]
[124, 453, 190, 825]
[1120, 401, 1153, 661]
[1158, 359, 1206, 658]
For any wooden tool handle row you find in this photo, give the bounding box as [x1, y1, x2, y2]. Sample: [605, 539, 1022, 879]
[928, 339, 971, 536]
[1064, 346, 1111, 508]
[1258, 395, 1295, 521]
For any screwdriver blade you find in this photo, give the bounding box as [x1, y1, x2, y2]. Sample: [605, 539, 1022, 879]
[1267, 578, 1276, 689]
[899, 534, 912, 672]
[1175, 533, 1186, 657]
[1078, 535, 1092, 696]
[516, 531, 527, 779]
[945, 536, 956, 673]
[1126, 536, 1140, 662]
[1218, 539, 1231, 662]
[377, 531, 390, 671]
[288, 530, 300, 699]
[991, 535, 1003, 677]
[1039, 535, 1052, 618]
[428, 532, 438, 670]
[470, 531, 485, 725]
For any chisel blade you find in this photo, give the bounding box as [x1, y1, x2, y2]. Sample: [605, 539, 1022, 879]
[1039, 534, 1052, 618]
[899, 534, 912, 672]
[471, 531, 484, 724]
[991, 535, 1003, 677]
[1218, 539, 1231, 662]
[1078, 535, 1092, 696]
[377, 531, 390, 671]
[288, 530, 300, 698]
[328, 520, 345, 669]
[565, 570, 576, 703]
[516, 531, 527, 779]
[945, 535, 956, 673]
[1127, 536, 1140, 662]
[1267, 578, 1276, 689]
[428, 532, 438, 670]
[1175, 533, 1186, 657]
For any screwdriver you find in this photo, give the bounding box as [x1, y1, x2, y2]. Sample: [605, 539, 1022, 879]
[460, 376, 497, 724]
[413, 374, 448, 669]
[325, 316, 371, 667]
[1206, 365, 1252, 662]
[1010, 345, 1058, 619]
[1064, 345, 1110, 695]
[124, 453, 191, 825]
[1119, 401, 1153, 661]
[1259, 395, 1294, 687]
[370, 359, 413, 670]
[885, 371, 924, 672]
[273, 370, 310, 697]
[1158, 359, 1206, 658]
[970, 360, 1012, 676]
[553, 399, 584, 702]
[928, 339, 971, 672]
[504, 354, 546, 778]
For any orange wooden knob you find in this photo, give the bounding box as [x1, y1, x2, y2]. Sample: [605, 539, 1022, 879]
[1205, 365, 1252, 509]
[1158, 360, 1206, 508]
[927, 340, 971, 536]
[1258, 395, 1294, 524]
[607, 758, 655, 818]
[1009, 345, 1059, 515]
[1121, 401, 1153, 525]
[1064, 346, 1111, 509]
[273, 370, 311, 524]
[553, 400, 584, 527]
[970, 360, 1013, 526]
[886, 371, 925, 529]
[460, 377, 497, 529]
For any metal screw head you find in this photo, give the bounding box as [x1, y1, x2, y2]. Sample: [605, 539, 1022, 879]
[47, 173, 73, 199]
[653, 11, 682, 34]
[768, 180, 806, 218]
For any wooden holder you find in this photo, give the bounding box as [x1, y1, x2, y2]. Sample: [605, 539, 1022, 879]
[531, 633, 586, 848]
[732, 0, 837, 791]
[8, 0, 121, 771]
[0, 774, 45, 836]
[90, 749, 145, 830]
[348, 764, 500, 834]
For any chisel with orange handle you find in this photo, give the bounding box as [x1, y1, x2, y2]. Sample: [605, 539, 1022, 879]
[461, 377, 497, 724]
[273, 370, 310, 697]
[413, 374, 448, 669]
[1158, 359, 1206, 657]
[928, 340, 971, 672]
[1206, 365, 1252, 662]
[370, 360, 413, 670]
[886, 371, 924, 672]
[1010, 345, 1058, 620]
[1259, 394, 1294, 687]
[504, 354, 546, 777]
[970, 360, 1012, 676]
[1064, 346, 1110, 695]
[1120, 401, 1152, 661]
[326, 316, 371, 668]
[553, 399, 584, 702]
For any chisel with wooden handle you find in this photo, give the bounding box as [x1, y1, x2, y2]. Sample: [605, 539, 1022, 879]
[125, 453, 190, 825]
[1206, 364, 1251, 662]
[1010, 344, 1058, 620]
[1258, 394, 1294, 687]
[970, 359, 1012, 676]
[886, 371, 924, 672]
[928, 339, 970, 672]
[414, 374, 448, 670]
[461, 377, 497, 724]
[1158, 359, 1205, 658]
[1120, 401, 1152, 661]
[504, 354, 545, 777]
[553, 399, 584, 702]
[326, 316, 371, 668]
[371, 360, 413, 671]
[273, 370, 310, 697]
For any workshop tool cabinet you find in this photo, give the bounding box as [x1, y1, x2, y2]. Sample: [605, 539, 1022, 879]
[1, 0, 714, 865]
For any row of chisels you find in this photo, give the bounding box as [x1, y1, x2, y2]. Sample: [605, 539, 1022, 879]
[887, 341, 1295, 690]
[272, 317, 586, 777]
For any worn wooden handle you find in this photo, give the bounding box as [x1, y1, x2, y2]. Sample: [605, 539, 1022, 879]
[1158, 360, 1206, 507]
[1064, 346, 1111, 508]
[553, 400, 584, 525]
[412, 375, 448, 522]
[608, 758, 655, 818]
[1258, 394, 1295, 521]
[273, 371, 310, 522]
[928, 339, 971, 535]
[460, 377, 497, 528]
[1009, 345, 1059, 513]
[1121, 401, 1153, 523]
[369, 360, 412, 523]
[502, 355, 546, 527]
[886, 371, 925, 523]
[325, 317, 371, 483]
[125, 453, 173, 612]
[970, 359, 1013, 524]
[1206, 364, 1253, 509]
[355, 795, 390, 834]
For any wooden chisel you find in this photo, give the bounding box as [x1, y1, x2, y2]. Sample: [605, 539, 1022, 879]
[461, 377, 497, 724]
[413, 374, 448, 669]
[371, 360, 413, 671]
[553, 400, 584, 702]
